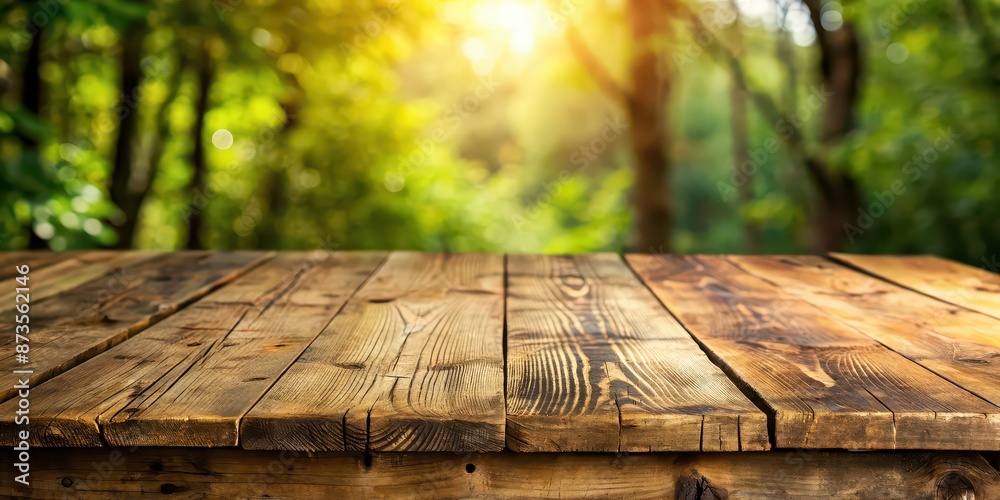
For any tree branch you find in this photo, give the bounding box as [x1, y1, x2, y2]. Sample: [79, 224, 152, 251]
[687, 10, 838, 201]
[565, 24, 630, 105]
[687, 14, 798, 146]
[955, 0, 1000, 84]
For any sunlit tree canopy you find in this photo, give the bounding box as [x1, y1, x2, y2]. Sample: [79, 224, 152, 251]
[0, 0, 997, 262]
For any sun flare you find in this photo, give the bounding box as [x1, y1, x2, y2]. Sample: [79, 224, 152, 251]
[441, 0, 551, 61]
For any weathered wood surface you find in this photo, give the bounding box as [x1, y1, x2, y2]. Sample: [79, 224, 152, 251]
[3, 449, 998, 499]
[831, 252, 1000, 320]
[0, 253, 384, 447]
[0, 251, 268, 403]
[627, 254, 1000, 450]
[732, 255, 1000, 409]
[0, 251, 158, 308]
[506, 254, 768, 452]
[0, 251, 80, 281]
[4, 251, 1000, 454]
[242, 252, 506, 452]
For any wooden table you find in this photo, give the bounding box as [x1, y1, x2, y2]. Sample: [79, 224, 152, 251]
[1, 251, 999, 498]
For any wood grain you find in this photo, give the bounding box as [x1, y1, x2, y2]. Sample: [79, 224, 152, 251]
[0, 251, 159, 308]
[731, 255, 1000, 421]
[104, 251, 385, 447]
[0, 251, 80, 281]
[506, 254, 768, 452]
[3, 449, 997, 499]
[0, 252, 384, 447]
[627, 254, 1000, 450]
[831, 252, 1000, 320]
[0, 251, 269, 403]
[241, 252, 506, 452]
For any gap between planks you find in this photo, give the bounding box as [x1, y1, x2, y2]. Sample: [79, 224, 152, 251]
[0, 251, 274, 405]
[8, 252, 999, 453]
[240, 253, 507, 452]
[3, 252, 385, 448]
[626, 254, 1000, 450]
[505, 254, 768, 453]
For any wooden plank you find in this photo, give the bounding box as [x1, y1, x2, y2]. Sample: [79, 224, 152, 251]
[830, 253, 1000, 320]
[627, 255, 1000, 450]
[3, 449, 998, 499]
[0, 252, 384, 447]
[0, 251, 159, 308]
[0, 251, 79, 281]
[103, 252, 385, 447]
[731, 255, 1000, 417]
[0, 251, 269, 403]
[506, 254, 768, 452]
[241, 252, 506, 452]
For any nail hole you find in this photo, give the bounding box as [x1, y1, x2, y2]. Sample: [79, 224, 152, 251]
[61, 477, 73, 488]
[150, 461, 164, 472]
[465, 463, 476, 473]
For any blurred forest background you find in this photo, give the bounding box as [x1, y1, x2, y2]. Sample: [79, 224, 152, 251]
[0, 0, 997, 262]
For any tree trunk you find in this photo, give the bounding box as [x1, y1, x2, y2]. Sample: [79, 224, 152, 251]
[728, 7, 760, 251]
[185, 49, 215, 250]
[255, 56, 301, 249]
[801, 0, 863, 252]
[20, 18, 46, 249]
[123, 56, 186, 248]
[108, 20, 146, 249]
[955, 0, 1000, 86]
[805, 157, 861, 252]
[626, 0, 672, 253]
[258, 170, 286, 248]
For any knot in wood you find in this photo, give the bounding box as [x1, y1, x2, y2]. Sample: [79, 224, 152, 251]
[935, 472, 976, 500]
[676, 473, 728, 500]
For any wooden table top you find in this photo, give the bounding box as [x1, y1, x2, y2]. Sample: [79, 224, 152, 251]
[1, 251, 998, 453]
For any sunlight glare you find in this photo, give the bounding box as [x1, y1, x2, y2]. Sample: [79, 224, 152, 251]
[465, 0, 546, 56]
[462, 37, 491, 60]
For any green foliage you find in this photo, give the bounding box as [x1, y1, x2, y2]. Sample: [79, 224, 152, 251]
[0, 0, 997, 262]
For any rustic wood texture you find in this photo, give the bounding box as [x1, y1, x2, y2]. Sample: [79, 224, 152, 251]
[0, 252, 384, 447]
[241, 252, 506, 452]
[0, 251, 80, 281]
[627, 254, 1000, 450]
[0, 251, 159, 308]
[831, 252, 1000, 320]
[3, 449, 998, 499]
[730, 255, 1000, 422]
[506, 254, 768, 452]
[0, 251, 268, 404]
[5, 251, 1000, 456]
[103, 252, 384, 447]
